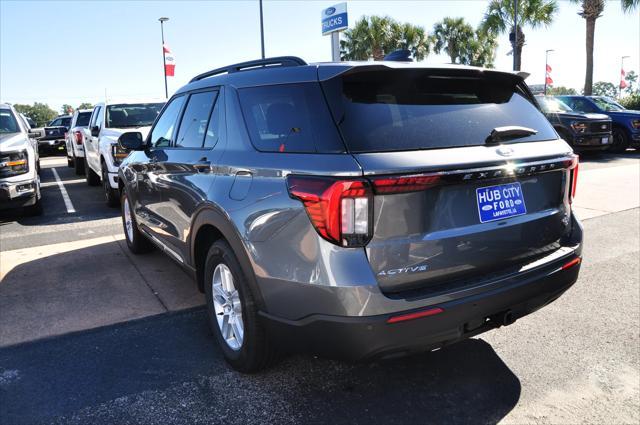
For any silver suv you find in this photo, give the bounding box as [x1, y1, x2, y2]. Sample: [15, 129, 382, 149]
[118, 57, 583, 372]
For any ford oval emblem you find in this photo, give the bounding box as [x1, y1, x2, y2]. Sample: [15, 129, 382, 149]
[325, 7, 336, 16]
[496, 146, 514, 157]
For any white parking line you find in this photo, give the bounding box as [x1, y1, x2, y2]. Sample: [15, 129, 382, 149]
[51, 168, 76, 213]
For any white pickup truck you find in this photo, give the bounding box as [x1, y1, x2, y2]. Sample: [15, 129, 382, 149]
[64, 109, 93, 175]
[84, 100, 164, 206]
[0, 103, 42, 215]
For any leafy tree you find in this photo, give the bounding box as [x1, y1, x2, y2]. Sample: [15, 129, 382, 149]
[481, 0, 558, 71]
[547, 86, 578, 95]
[13, 102, 57, 127]
[624, 70, 638, 95]
[571, 0, 638, 95]
[592, 81, 618, 98]
[433, 18, 474, 64]
[61, 104, 74, 115]
[620, 93, 640, 110]
[77, 102, 94, 110]
[340, 16, 430, 61]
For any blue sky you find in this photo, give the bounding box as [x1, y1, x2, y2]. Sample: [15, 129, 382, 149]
[1, 0, 638, 111]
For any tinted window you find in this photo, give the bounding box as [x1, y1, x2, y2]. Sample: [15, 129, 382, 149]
[0, 110, 19, 134]
[204, 95, 222, 148]
[61, 117, 71, 127]
[95, 107, 105, 129]
[322, 69, 558, 153]
[75, 112, 92, 127]
[592, 97, 625, 111]
[175, 91, 217, 148]
[49, 118, 62, 126]
[536, 96, 572, 113]
[559, 97, 598, 113]
[106, 103, 163, 128]
[238, 83, 344, 153]
[150, 96, 185, 147]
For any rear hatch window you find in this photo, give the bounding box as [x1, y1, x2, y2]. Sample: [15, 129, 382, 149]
[321, 68, 557, 153]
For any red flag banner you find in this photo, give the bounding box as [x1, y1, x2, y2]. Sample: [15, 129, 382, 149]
[545, 64, 553, 86]
[620, 68, 628, 89]
[164, 44, 175, 77]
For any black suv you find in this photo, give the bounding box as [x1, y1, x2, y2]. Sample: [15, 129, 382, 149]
[118, 57, 583, 372]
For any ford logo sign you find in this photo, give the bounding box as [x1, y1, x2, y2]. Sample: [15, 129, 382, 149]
[496, 146, 514, 157]
[325, 7, 336, 16]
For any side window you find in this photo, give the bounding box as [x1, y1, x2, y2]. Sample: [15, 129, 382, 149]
[90, 107, 102, 128]
[95, 107, 105, 129]
[175, 91, 217, 148]
[150, 95, 185, 147]
[204, 93, 222, 148]
[50, 118, 62, 126]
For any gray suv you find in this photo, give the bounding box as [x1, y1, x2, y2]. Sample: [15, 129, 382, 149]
[118, 57, 583, 372]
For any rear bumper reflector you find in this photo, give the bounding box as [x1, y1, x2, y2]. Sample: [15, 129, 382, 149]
[387, 307, 444, 324]
[561, 257, 582, 270]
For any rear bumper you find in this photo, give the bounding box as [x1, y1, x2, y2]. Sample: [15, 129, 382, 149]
[262, 257, 580, 361]
[260, 215, 583, 361]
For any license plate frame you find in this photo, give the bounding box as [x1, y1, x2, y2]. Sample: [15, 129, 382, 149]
[476, 182, 527, 223]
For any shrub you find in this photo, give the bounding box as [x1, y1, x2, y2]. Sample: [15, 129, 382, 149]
[620, 94, 640, 110]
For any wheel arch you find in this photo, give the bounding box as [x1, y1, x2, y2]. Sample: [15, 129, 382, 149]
[190, 206, 266, 310]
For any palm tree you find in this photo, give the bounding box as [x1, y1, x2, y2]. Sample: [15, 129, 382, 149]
[572, 0, 639, 95]
[390, 22, 432, 61]
[482, 0, 558, 71]
[464, 29, 499, 68]
[340, 16, 430, 61]
[622, 0, 639, 12]
[433, 17, 475, 64]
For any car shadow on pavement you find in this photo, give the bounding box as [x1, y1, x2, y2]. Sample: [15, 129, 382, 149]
[0, 308, 520, 425]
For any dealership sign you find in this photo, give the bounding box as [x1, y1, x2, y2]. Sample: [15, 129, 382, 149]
[321, 3, 348, 35]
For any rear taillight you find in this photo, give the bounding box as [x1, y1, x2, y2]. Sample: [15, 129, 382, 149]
[371, 175, 440, 194]
[287, 176, 372, 247]
[569, 155, 579, 203]
[74, 131, 83, 145]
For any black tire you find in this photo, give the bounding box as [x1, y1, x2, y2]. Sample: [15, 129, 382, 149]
[121, 191, 152, 254]
[204, 240, 277, 373]
[74, 155, 85, 175]
[85, 157, 100, 186]
[24, 196, 43, 216]
[67, 156, 74, 167]
[611, 127, 630, 153]
[102, 165, 119, 207]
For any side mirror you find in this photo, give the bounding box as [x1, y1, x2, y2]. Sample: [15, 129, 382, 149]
[91, 126, 100, 137]
[118, 132, 145, 151]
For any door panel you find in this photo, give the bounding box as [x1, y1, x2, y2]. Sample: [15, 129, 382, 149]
[155, 89, 225, 261]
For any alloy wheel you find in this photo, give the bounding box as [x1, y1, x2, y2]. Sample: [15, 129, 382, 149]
[211, 263, 244, 351]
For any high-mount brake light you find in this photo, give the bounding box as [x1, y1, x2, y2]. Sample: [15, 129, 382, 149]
[371, 175, 440, 194]
[74, 130, 83, 145]
[287, 176, 372, 247]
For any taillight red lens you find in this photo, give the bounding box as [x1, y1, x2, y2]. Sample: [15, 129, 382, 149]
[371, 174, 440, 194]
[287, 176, 372, 247]
[74, 131, 83, 145]
[569, 155, 579, 203]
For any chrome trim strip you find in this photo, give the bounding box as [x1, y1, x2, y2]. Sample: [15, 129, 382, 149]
[140, 228, 184, 264]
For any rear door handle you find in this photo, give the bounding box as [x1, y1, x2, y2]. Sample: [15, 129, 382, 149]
[194, 158, 211, 173]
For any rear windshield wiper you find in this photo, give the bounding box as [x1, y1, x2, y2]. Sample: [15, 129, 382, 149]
[486, 126, 537, 145]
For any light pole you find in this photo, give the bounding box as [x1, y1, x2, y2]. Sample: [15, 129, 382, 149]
[259, 0, 265, 59]
[620, 55, 630, 99]
[544, 49, 554, 95]
[159, 17, 169, 99]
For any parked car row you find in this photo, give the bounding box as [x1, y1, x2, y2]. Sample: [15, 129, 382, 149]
[535, 94, 640, 153]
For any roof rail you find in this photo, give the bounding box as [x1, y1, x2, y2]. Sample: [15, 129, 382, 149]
[189, 56, 307, 83]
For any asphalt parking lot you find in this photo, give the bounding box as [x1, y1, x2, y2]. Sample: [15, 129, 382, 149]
[0, 152, 639, 424]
